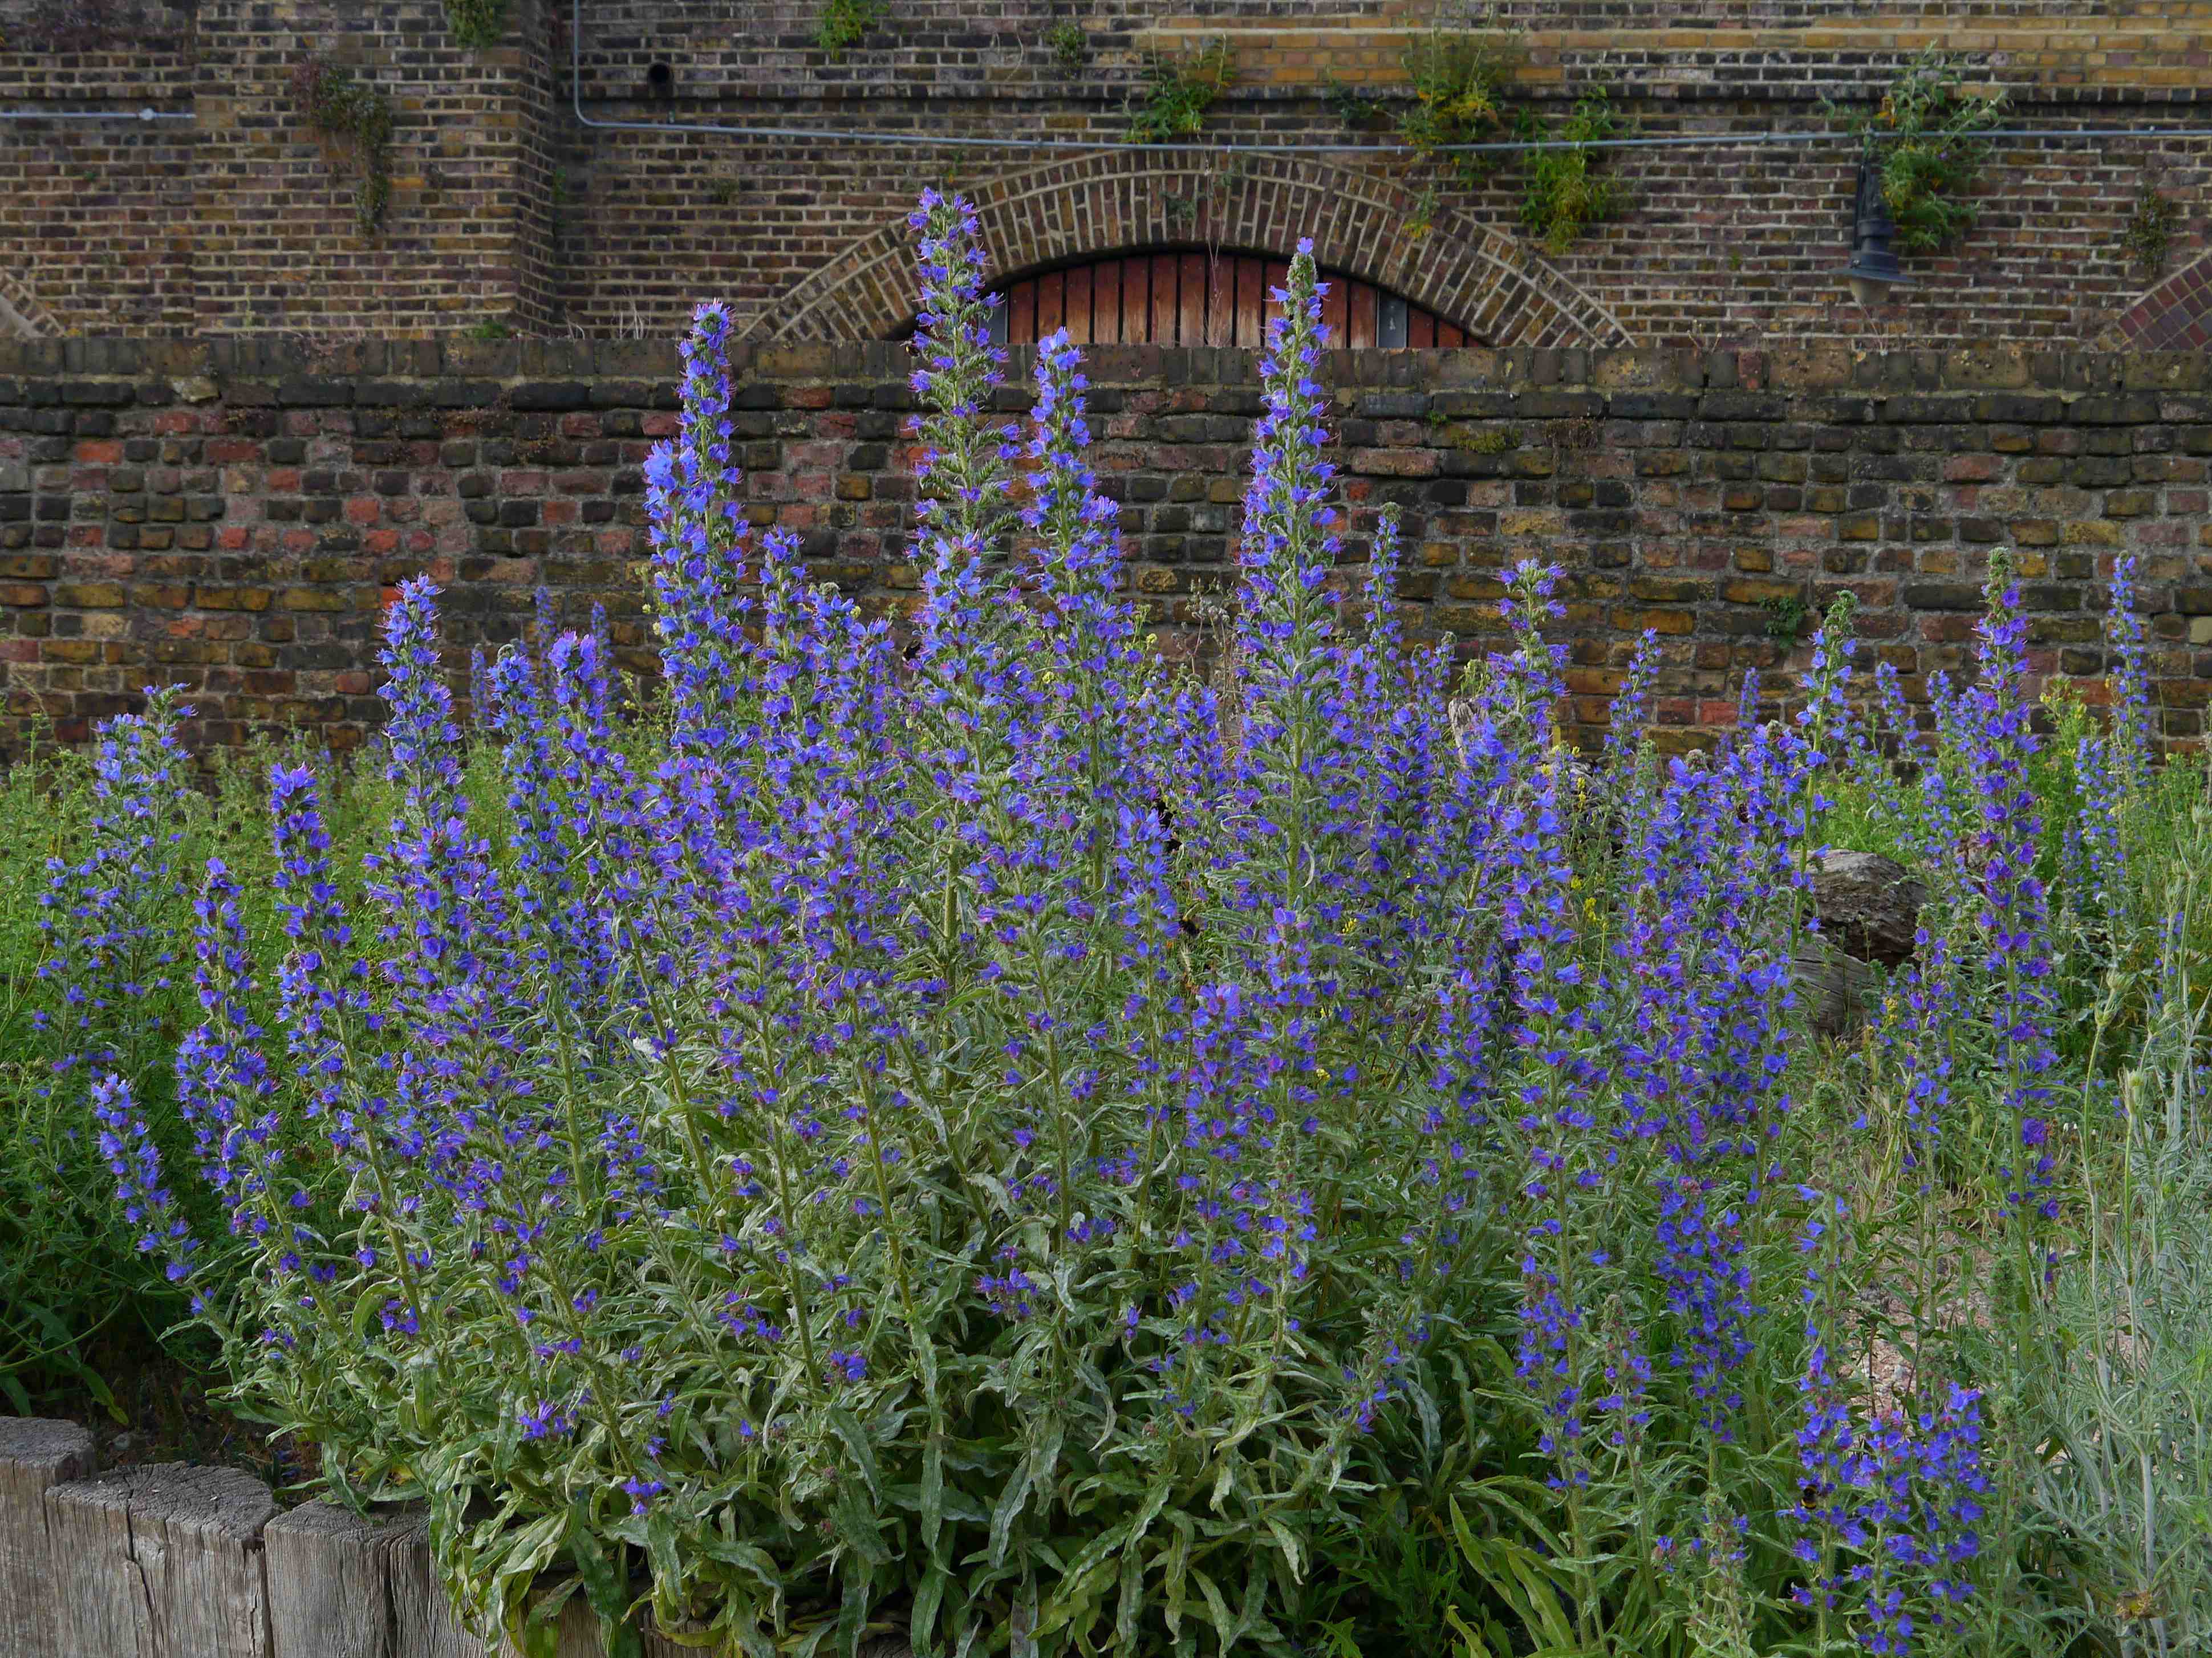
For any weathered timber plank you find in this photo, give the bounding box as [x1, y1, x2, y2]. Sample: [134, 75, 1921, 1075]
[0, 1417, 98, 1658]
[46, 1460, 277, 1658]
[267, 1499, 483, 1658]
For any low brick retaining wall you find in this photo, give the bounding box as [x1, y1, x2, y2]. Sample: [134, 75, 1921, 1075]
[5, 337, 2210, 754]
[0, 1418, 914, 1658]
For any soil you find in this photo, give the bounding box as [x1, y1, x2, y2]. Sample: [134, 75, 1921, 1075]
[16, 1327, 322, 1501]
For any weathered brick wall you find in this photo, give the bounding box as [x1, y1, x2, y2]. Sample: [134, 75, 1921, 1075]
[4, 335, 2207, 754]
[6, 0, 2212, 347]
[557, 0, 2212, 347]
[2, 0, 558, 336]
[0, 2, 197, 335]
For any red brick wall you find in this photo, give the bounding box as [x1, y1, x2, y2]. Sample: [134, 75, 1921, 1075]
[4, 335, 2207, 754]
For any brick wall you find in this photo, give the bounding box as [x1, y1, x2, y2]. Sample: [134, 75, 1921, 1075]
[5, 1, 2212, 348]
[4, 335, 2207, 754]
[555, 0, 2212, 347]
[2, 0, 558, 336]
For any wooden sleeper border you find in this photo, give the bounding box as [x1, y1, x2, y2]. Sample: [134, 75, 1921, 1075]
[1, 1418, 918, 1658]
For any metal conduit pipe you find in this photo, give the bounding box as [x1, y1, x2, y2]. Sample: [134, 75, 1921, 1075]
[0, 107, 191, 121]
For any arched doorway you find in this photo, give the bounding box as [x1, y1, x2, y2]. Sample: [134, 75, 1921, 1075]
[753, 152, 1632, 348]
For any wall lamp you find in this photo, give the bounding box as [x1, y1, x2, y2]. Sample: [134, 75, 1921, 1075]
[1837, 157, 1914, 307]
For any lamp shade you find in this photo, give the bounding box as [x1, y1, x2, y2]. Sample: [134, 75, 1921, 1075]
[1836, 158, 1916, 305]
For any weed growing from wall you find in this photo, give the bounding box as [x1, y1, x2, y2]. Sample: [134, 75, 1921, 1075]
[1833, 48, 2009, 254]
[1045, 19, 1086, 73]
[1125, 39, 1235, 144]
[1517, 90, 1624, 252]
[547, 165, 569, 244]
[441, 0, 509, 50]
[814, 0, 886, 59]
[2123, 180, 2183, 281]
[1407, 179, 1441, 240]
[1764, 592, 1812, 641]
[290, 58, 394, 234]
[1398, 23, 1518, 189]
[1324, 75, 1387, 131]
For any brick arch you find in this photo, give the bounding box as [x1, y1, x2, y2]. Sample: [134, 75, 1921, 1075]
[0, 269, 62, 340]
[750, 151, 1633, 350]
[2095, 249, 2212, 350]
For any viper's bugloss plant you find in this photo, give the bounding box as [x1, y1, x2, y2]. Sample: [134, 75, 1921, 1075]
[27, 190, 2210, 1658]
[36, 686, 192, 1083]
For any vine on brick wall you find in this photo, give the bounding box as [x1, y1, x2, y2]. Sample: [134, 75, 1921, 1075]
[290, 58, 394, 234]
[441, 0, 509, 50]
[1126, 39, 1236, 144]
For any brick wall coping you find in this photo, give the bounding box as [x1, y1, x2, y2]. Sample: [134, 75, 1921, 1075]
[6, 339, 2212, 399]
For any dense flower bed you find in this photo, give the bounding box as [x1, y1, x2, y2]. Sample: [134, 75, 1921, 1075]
[9, 193, 2212, 1658]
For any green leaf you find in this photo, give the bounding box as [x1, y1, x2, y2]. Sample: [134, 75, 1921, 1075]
[828, 1407, 882, 1501]
[911, 1563, 949, 1658]
[987, 1455, 1034, 1570]
[1115, 1534, 1146, 1651]
[920, 1431, 947, 1561]
[644, 1510, 684, 1607]
[837, 1568, 871, 1658]
[1160, 1515, 1193, 1640]
[1191, 1566, 1233, 1643]
[833, 1478, 893, 1567]
[1037, 1521, 1129, 1637]
[694, 1532, 781, 1589]
[1446, 1605, 1494, 1658]
[1208, 1452, 1236, 1514]
[568, 1503, 641, 1658]
[1448, 1503, 1585, 1657]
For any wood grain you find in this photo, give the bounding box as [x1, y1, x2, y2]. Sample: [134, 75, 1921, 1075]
[1091, 259, 1121, 344]
[47, 1461, 277, 1658]
[1148, 254, 1179, 345]
[0, 1419, 96, 1658]
[266, 1500, 485, 1658]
